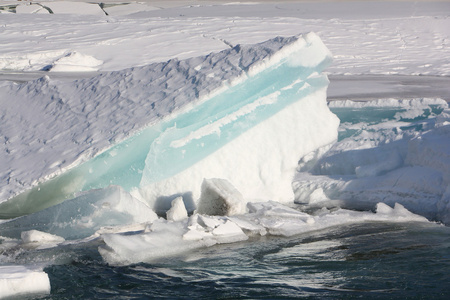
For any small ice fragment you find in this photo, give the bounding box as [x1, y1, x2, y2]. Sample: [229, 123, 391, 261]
[197, 178, 246, 216]
[21, 230, 65, 244]
[166, 197, 188, 221]
[211, 220, 248, 244]
[197, 214, 224, 230]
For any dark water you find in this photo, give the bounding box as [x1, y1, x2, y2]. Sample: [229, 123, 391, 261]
[41, 222, 450, 299]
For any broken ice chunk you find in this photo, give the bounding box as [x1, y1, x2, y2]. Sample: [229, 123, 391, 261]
[166, 197, 188, 221]
[197, 178, 246, 216]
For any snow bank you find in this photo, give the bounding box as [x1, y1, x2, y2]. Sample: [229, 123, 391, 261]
[0, 33, 338, 219]
[0, 265, 50, 298]
[295, 98, 450, 224]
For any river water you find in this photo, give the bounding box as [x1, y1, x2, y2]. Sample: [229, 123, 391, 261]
[42, 222, 449, 299]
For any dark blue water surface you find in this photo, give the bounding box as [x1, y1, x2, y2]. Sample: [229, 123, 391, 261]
[41, 222, 450, 299]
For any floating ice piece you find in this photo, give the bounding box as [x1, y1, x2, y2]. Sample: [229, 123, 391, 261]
[197, 178, 246, 216]
[0, 186, 157, 240]
[375, 202, 428, 222]
[245, 201, 316, 236]
[99, 199, 431, 265]
[99, 218, 216, 265]
[21, 230, 65, 245]
[211, 220, 248, 244]
[99, 213, 249, 265]
[0, 265, 50, 298]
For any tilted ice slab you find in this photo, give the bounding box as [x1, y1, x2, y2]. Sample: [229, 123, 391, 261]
[0, 33, 339, 217]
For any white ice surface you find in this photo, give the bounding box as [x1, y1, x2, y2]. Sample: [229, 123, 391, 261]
[0, 265, 50, 298]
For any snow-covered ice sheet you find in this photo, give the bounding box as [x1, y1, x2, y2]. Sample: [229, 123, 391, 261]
[1, 1, 449, 75]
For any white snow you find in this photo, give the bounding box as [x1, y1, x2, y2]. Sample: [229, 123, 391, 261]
[48, 51, 103, 72]
[1, 1, 449, 75]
